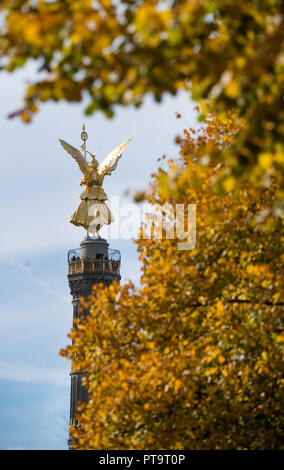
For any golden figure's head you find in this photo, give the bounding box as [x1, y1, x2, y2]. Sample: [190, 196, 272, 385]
[87, 150, 99, 170]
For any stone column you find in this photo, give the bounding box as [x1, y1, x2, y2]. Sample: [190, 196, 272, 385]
[67, 237, 121, 448]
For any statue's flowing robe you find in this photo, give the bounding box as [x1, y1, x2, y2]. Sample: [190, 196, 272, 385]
[70, 172, 113, 232]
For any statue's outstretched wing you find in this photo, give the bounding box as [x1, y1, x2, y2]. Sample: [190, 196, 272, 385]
[59, 139, 90, 178]
[98, 139, 131, 176]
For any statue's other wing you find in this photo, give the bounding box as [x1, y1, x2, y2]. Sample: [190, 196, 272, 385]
[98, 139, 131, 176]
[59, 139, 90, 178]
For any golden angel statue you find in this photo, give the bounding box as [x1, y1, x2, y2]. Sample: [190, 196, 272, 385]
[59, 124, 131, 237]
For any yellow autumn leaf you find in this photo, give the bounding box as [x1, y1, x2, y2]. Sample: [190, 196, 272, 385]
[258, 153, 272, 169]
[218, 355, 225, 364]
[225, 80, 240, 99]
[223, 176, 235, 193]
[276, 333, 284, 343]
[204, 367, 217, 377]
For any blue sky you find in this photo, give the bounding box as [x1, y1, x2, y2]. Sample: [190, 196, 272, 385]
[0, 65, 196, 449]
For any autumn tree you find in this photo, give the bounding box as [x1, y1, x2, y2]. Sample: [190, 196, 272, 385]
[0, 0, 283, 191]
[60, 114, 284, 450]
